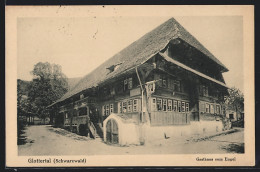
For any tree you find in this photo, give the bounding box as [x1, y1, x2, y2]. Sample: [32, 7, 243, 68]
[224, 87, 244, 115]
[17, 80, 32, 144]
[28, 62, 69, 123]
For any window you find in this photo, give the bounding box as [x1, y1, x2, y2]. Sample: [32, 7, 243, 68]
[128, 78, 133, 89]
[210, 104, 214, 114]
[167, 99, 172, 111]
[122, 101, 127, 113]
[204, 86, 208, 96]
[216, 105, 220, 114]
[118, 99, 140, 113]
[147, 82, 155, 93]
[151, 98, 156, 111]
[181, 102, 186, 112]
[123, 78, 133, 91]
[174, 80, 181, 92]
[124, 79, 128, 91]
[206, 104, 210, 113]
[118, 102, 122, 113]
[162, 76, 167, 88]
[80, 94, 84, 99]
[200, 85, 209, 96]
[178, 101, 181, 112]
[110, 104, 114, 113]
[106, 105, 109, 116]
[229, 114, 234, 119]
[163, 99, 167, 111]
[128, 100, 133, 112]
[186, 103, 189, 112]
[157, 98, 162, 111]
[201, 102, 206, 112]
[103, 106, 106, 116]
[133, 99, 138, 112]
[173, 100, 178, 111]
[168, 78, 174, 89]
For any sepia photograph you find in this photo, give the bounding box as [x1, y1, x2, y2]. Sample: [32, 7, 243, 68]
[6, 5, 254, 167]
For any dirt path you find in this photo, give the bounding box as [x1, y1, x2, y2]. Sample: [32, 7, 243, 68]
[18, 125, 244, 156]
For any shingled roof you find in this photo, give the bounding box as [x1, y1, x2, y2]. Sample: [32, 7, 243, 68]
[51, 17, 228, 106]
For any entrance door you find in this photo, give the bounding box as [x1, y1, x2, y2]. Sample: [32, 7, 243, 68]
[106, 119, 118, 144]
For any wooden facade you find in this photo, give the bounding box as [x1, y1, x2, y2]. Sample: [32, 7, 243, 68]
[48, 18, 229, 140]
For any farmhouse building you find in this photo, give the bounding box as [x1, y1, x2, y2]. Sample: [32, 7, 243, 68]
[48, 18, 229, 145]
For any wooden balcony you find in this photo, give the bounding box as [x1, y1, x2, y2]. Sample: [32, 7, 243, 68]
[150, 111, 190, 126]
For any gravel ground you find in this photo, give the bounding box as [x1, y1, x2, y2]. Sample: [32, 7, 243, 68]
[18, 125, 244, 156]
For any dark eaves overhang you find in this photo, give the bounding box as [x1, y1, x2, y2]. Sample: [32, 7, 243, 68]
[174, 38, 229, 73]
[158, 52, 229, 88]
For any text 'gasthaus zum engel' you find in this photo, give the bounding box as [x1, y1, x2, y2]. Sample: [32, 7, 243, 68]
[196, 157, 236, 162]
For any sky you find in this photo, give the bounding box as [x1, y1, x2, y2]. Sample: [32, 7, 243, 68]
[17, 16, 243, 92]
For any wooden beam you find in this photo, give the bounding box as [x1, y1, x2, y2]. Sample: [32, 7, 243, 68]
[139, 65, 154, 81]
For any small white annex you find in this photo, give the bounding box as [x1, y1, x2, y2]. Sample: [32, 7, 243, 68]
[103, 113, 140, 145]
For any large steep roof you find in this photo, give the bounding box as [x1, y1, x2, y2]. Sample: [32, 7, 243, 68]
[51, 17, 228, 106]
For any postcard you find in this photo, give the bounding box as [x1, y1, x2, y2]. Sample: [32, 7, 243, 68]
[6, 5, 255, 167]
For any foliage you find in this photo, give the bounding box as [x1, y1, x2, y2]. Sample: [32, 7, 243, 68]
[27, 62, 69, 121]
[17, 80, 29, 144]
[224, 87, 244, 113]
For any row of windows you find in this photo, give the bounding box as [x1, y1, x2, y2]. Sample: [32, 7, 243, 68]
[199, 85, 209, 97]
[200, 102, 221, 114]
[102, 77, 133, 97]
[198, 85, 220, 98]
[107, 75, 183, 96]
[119, 99, 140, 113]
[103, 104, 114, 116]
[102, 98, 190, 115]
[155, 74, 182, 92]
[151, 98, 189, 113]
[102, 99, 141, 116]
[123, 78, 133, 91]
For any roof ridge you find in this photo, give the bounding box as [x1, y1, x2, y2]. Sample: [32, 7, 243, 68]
[51, 17, 228, 106]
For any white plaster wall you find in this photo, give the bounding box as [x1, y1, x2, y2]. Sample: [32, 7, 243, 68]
[145, 125, 191, 144]
[103, 114, 224, 146]
[120, 123, 140, 145]
[144, 120, 224, 144]
[190, 120, 224, 134]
